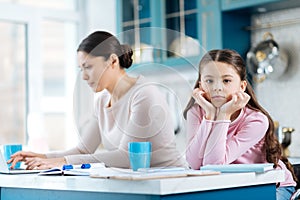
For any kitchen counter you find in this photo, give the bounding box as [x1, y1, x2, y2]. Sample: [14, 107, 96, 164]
[0, 170, 284, 200]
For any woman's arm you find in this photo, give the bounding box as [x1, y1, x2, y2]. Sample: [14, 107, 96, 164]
[63, 149, 129, 167]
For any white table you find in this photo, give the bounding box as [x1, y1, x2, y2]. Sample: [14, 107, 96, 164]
[0, 170, 284, 200]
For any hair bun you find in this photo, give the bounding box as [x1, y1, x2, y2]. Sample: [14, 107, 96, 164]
[119, 44, 133, 69]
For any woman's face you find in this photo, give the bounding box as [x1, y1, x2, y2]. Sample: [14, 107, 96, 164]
[77, 51, 111, 92]
[200, 61, 247, 108]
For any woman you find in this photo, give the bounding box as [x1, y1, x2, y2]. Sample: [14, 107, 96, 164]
[8, 31, 186, 169]
[183, 49, 297, 200]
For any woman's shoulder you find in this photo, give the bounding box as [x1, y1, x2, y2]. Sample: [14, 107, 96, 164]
[130, 76, 165, 99]
[134, 76, 161, 91]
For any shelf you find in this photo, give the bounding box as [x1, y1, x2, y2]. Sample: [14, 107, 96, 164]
[221, 0, 282, 11]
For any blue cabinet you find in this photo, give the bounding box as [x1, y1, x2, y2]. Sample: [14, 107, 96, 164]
[117, 0, 203, 67]
[196, 0, 222, 52]
[221, 0, 282, 11]
[116, 0, 154, 63]
[117, 0, 290, 66]
[221, 9, 251, 57]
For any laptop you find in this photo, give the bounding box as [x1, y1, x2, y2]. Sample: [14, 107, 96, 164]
[0, 150, 43, 174]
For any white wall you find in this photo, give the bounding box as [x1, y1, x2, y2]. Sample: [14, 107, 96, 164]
[251, 7, 300, 157]
[85, 0, 117, 34]
[75, 0, 117, 135]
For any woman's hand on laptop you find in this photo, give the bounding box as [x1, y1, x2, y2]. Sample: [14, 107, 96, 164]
[24, 157, 67, 170]
[8, 151, 67, 170]
[7, 151, 46, 169]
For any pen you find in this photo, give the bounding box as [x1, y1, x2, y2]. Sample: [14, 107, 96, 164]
[62, 165, 74, 170]
[62, 163, 103, 170]
[81, 163, 91, 169]
[62, 164, 91, 170]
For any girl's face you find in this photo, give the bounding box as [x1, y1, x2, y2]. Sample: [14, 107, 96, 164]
[77, 51, 112, 92]
[200, 61, 247, 108]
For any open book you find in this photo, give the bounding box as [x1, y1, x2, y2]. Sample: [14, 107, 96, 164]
[38, 163, 105, 176]
[200, 163, 274, 173]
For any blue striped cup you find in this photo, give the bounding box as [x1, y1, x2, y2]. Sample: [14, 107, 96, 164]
[128, 142, 151, 171]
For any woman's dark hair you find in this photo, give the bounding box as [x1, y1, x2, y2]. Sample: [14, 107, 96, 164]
[77, 31, 133, 69]
[183, 49, 298, 184]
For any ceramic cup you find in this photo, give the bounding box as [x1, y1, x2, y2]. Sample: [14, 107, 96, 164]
[128, 142, 152, 171]
[3, 144, 22, 169]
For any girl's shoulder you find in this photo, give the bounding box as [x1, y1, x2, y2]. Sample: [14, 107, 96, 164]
[229, 107, 269, 135]
[244, 107, 268, 120]
[240, 107, 269, 126]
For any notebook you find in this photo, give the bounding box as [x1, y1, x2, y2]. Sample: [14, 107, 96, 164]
[38, 163, 105, 176]
[0, 150, 43, 174]
[200, 163, 274, 173]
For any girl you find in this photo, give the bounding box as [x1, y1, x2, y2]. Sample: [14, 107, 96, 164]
[8, 31, 186, 169]
[183, 49, 297, 200]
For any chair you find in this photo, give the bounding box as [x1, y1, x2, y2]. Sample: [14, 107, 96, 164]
[290, 188, 300, 200]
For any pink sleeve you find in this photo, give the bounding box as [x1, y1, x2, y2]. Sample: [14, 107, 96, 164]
[185, 106, 269, 169]
[202, 112, 268, 165]
[185, 106, 216, 169]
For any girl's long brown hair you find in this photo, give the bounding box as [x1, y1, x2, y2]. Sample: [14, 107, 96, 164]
[183, 49, 297, 185]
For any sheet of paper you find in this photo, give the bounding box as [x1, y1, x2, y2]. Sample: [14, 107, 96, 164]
[90, 167, 220, 180]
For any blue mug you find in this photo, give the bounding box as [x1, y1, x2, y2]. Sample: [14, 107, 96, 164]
[3, 144, 22, 169]
[128, 142, 152, 171]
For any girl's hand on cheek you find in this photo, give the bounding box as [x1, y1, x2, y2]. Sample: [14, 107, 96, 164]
[234, 91, 250, 109]
[219, 91, 250, 119]
[192, 88, 216, 120]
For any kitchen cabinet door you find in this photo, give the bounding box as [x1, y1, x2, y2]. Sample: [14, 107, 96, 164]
[197, 0, 222, 52]
[118, 0, 153, 64]
[117, 0, 202, 66]
[164, 0, 199, 59]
